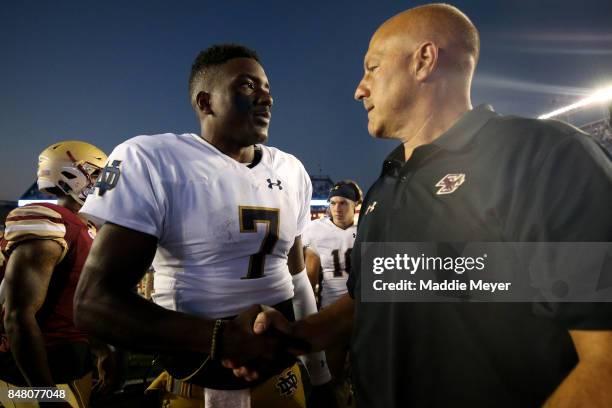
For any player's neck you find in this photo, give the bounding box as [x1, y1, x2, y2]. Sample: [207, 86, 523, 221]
[200, 134, 255, 164]
[57, 195, 82, 215]
[333, 218, 354, 230]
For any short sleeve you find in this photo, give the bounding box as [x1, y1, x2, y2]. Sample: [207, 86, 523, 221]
[295, 161, 313, 237]
[2, 205, 69, 261]
[505, 133, 612, 328]
[80, 139, 165, 238]
[301, 222, 319, 256]
[505, 133, 612, 242]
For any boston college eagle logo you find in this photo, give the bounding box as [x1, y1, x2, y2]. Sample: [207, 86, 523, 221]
[435, 174, 466, 195]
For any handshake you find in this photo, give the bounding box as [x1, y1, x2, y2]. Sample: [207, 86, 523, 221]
[219, 304, 314, 381]
[214, 304, 338, 406]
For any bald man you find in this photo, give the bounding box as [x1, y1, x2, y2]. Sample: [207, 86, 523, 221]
[226, 4, 612, 407]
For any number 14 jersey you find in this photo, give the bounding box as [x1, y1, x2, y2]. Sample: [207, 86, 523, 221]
[302, 218, 356, 308]
[80, 133, 312, 319]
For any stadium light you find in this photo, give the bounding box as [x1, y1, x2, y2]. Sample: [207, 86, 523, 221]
[310, 199, 329, 207]
[538, 84, 612, 119]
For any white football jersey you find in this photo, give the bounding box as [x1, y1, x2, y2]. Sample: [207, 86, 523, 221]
[81, 133, 312, 319]
[302, 217, 356, 308]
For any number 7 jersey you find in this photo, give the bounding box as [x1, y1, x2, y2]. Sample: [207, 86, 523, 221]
[80, 133, 312, 319]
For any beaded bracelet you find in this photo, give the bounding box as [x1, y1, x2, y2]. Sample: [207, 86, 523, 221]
[210, 319, 226, 361]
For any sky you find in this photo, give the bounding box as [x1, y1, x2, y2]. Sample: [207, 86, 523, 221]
[1, 0, 611, 200]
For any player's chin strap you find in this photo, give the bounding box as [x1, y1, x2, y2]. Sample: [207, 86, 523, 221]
[292, 269, 332, 386]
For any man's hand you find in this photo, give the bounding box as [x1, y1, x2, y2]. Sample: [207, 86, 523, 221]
[224, 295, 355, 381]
[221, 306, 310, 380]
[92, 350, 124, 395]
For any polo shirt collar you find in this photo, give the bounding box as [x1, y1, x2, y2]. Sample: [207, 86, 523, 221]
[383, 104, 498, 166]
[433, 104, 498, 151]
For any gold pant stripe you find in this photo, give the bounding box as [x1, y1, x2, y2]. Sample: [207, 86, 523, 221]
[146, 365, 306, 408]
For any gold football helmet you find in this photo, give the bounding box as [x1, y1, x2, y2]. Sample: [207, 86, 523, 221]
[37, 140, 107, 205]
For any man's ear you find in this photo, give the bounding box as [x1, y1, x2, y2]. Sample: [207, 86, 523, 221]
[414, 41, 438, 82]
[196, 91, 213, 115]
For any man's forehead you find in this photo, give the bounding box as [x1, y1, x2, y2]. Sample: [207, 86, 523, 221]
[364, 45, 382, 61]
[365, 32, 385, 57]
[222, 58, 268, 82]
[365, 31, 414, 62]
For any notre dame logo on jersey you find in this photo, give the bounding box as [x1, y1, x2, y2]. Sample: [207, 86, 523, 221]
[95, 160, 122, 196]
[275, 368, 299, 397]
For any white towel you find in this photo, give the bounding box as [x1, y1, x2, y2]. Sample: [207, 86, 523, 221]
[204, 387, 251, 408]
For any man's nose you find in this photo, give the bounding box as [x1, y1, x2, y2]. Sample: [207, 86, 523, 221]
[354, 78, 369, 100]
[257, 90, 273, 107]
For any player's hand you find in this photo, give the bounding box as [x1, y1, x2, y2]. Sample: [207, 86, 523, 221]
[92, 350, 124, 395]
[221, 305, 311, 380]
[253, 305, 291, 335]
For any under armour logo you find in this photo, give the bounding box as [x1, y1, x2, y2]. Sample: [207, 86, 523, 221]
[95, 160, 122, 196]
[275, 369, 298, 396]
[267, 178, 283, 190]
[365, 201, 377, 215]
[435, 173, 466, 195]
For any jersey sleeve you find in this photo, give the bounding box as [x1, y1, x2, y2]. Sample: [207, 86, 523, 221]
[2, 205, 69, 261]
[295, 160, 313, 237]
[301, 221, 320, 256]
[80, 138, 165, 239]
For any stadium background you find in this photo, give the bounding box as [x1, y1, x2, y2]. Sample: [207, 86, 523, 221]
[1, 1, 611, 406]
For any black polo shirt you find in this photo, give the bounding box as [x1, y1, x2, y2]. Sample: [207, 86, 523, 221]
[347, 105, 612, 408]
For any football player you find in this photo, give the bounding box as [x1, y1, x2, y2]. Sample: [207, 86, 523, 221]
[0, 141, 108, 408]
[74, 44, 332, 407]
[302, 180, 361, 407]
[303, 180, 362, 308]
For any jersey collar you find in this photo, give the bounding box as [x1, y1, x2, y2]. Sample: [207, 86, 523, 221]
[192, 134, 265, 169]
[246, 145, 263, 169]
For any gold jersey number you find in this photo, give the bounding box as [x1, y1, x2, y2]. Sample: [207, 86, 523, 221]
[239, 206, 280, 279]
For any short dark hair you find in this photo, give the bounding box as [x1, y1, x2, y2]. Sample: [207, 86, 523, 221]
[189, 44, 260, 104]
